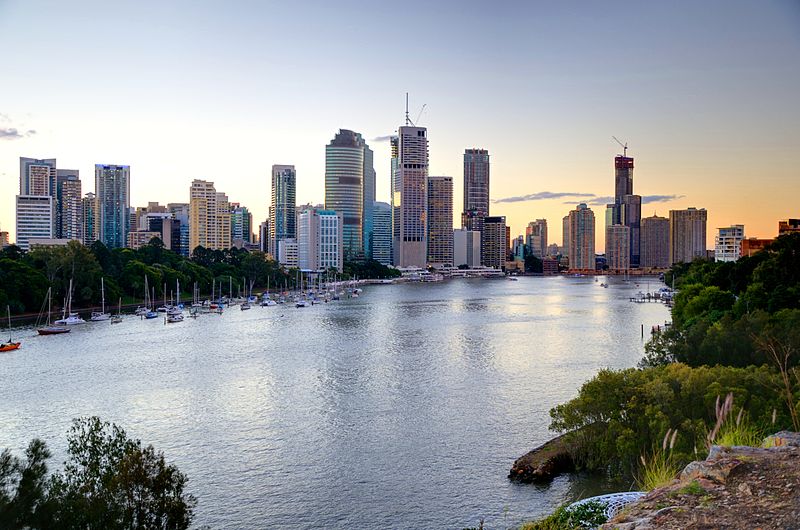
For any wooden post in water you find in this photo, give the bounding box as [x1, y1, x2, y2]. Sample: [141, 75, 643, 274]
[641, 324, 644, 338]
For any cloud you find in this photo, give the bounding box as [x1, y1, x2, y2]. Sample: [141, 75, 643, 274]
[583, 196, 615, 206]
[493, 191, 596, 203]
[0, 128, 24, 140]
[642, 194, 684, 204]
[371, 135, 394, 143]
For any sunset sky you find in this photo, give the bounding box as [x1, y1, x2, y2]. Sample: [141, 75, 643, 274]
[1, 0, 798, 248]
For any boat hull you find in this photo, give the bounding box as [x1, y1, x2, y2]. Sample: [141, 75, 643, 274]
[38, 327, 71, 335]
[0, 342, 21, 352]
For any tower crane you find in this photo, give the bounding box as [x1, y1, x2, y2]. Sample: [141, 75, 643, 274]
[612, 136, 628, 157]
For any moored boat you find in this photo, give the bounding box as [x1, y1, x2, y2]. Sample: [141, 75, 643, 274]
[1, 306, 21, 351]
[37, 288, 71, 336]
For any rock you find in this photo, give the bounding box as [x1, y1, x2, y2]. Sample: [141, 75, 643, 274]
[508, 432, 575, 482]
[763, 431, 800, 448]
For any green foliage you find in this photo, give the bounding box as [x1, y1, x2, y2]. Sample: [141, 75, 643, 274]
[343, 259, 401, 279]
[549, 363, 793, 475]
[677, 480, 706, 496]
[524, 254, 543, 274]
[0, 417, 195, 529]
[520, 501, 607, 530]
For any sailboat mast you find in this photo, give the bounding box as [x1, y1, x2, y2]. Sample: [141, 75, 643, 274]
[101, 277, 106, 314]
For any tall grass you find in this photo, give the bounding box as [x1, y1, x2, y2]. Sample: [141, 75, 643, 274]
[636, 429, 681, 491]
[707, 393, 767, 448]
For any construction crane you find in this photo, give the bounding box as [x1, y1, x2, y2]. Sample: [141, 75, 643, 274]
[404, 93, 426, 126]
[612, 136, 628, 157]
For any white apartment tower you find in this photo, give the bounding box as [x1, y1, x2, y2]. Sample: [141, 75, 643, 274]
[391, 125, 429, 268]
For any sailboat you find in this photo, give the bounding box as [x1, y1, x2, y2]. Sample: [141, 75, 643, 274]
[111, 298, 123, 324]
[1, 306, 21, 351]
[166, 279, 184, 323]
[91, 277, 111, 321]
[37, 287, 71, 335]
[55, 279, 86, 325]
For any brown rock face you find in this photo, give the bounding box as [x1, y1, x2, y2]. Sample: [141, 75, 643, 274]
[600, 434, 800, 529]
[509, 432, 575, 482]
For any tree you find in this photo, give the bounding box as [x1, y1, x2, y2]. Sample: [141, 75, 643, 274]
[524, 254, 542, 274]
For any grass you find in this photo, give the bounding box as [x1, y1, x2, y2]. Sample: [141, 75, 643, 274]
[637, 447, 682, 491]
[677, 480, 706, 496]
[519, 501, 608, 530]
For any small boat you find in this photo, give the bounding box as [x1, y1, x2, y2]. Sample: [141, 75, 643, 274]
[295, 299, 309, 308]
[1, 306, 21, 352]
[240, 302, 251, 310]
[145, 310, 159, 319]
[166, 312, 184, 323]
[111, 298, 123, 324]
[37, 288, 71, 335]
[90, 277, 111, 321]
[54, 279, 86, 325]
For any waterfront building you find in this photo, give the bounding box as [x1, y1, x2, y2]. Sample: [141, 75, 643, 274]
[372, 201, 392, 266]
[567, 203, 595, 271]
[606, 224, 631, 272]
[391, 125, 429, 268]
[427, 176, 454, 268]
[715, 224, 745, 262]
[168, 203, 190, 256]
[297, 207, 344, 272]
[82, 193, 98, 246]
[462, 148, 490, 236]
[511, 235, 525, 261]
[278, 238, 298, 268]
[542, 257, 559, 275]
[362, 141, 376, 259]
[562, 215, 570, 258]
[189, 179, 231, 251]
[453, 228, 481, 268]
[259, 220, 270, 253]
[325, 130, 372, 260]
[55, 169, 82, 242]
[778, 219, 800, 235]
[270, 165, 297, 258]
[741, 237, 773, 257]
[482, 216, 507, 269]
[606, 154, 641, 267]
[19, 157, 56, 197]
[95, 164, 130, 249]
[669, 207, 708, 264]
[640, 214, 670, 269]
[15, 195, 55, 251]
[230, 203, 253, 246]
[526, 219, 548, 259]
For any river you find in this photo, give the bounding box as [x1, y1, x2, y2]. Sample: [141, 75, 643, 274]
[0, 275, 669, 529]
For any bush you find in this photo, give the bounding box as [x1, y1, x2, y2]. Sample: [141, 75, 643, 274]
[520, 501, 607, 530]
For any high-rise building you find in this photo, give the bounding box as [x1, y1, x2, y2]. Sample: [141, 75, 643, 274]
[19, 157, 56, 197]
[512, 235, 525, 261]
[325, 130, 374, 260]
[270, 165, 296, 258]
[55, 169, 82, 242]
[669, 207, 708, 264]
[426, 176, 453, 268]
[462, 148, 490, 235]
[95, 164, 130, 249]
[453, 229, 481, 268]
[258, 220, 270, 253]
[482, 216, 507, 269]
[640, 214, 670, 269]
[741, 238, 773, 257]
[189, 180, 231, 251]
[297, 207, 344, 272]
[0, 232, 9, 248]
[715, 225, 745, 262]
[362, 142, 376, 259]
[526, 219, 548, 259]
[168, 203, 190, 256]
[230, 203, 253, 246]
[607, 155, 641, 268]
[82, 193, 98, 247]
[278, 238, 298, 268]
[562, 215, 570, 258]
[606, 224, 631, 271]
[391, 125, 428, 268]
[620, 194, 641, 267]
[614, 155, 634, 201]
[372, 201, 392, 266]
[15, 195, 54, 250]
[568, 203, 595, 271]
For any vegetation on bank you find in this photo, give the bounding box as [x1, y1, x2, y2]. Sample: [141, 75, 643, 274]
[516, 233, 800, 528]
[0, 417, 194, 529]
[0, 239, 399, 314]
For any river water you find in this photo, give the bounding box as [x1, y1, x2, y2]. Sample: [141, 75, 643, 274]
[0, 276, 669, 529]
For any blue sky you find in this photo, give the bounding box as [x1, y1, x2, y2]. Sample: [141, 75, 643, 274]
[1, 0, 798, 245]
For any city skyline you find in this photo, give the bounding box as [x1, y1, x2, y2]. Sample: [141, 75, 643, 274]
[1, 1, 799, 247]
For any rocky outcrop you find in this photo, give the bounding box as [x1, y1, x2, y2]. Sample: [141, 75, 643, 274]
[509, 432, 575, 482]
[600, 431, 800, 529]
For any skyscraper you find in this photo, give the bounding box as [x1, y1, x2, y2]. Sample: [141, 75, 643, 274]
[615, 155, 634, 200]
[325, 130, 374, 260]
[426, 176, 454, 268]
[526, 219, 548, 259]
[606, 224, 631, 271]
[15, 195, 54, 250]
[462, 148, 490, 235]
[230, 203, 253, 246]
[19, 157, 56, 197]
[95, 164, 130, 249]
[17, 157, 57, 248]
[363, 140, 376, 259]
[82, 193, 98, 247]
[391, 125, 428, 268]
[189, 179, 231, 251]
[454, 229, 481, 268]
[168, 203, 190, 256]
[640, 214, 670, 269]
[297, 207, 344, 272]
[568, 203, 595, 271]
[669, 207, 708, 264]
[55, 169, 82, 241]
[562, 215, 570, 257]
[372, 202, 392, 266]
[715, 225, 745, 262]
[270, 165, 296, 258]
[607, 154, 641, 267]
[482, 216, 507, 269]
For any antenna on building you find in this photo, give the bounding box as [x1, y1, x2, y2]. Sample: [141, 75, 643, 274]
[405, 93, 410, 125]
[404, 93, 426, 127]
[612, 136, 628, 157]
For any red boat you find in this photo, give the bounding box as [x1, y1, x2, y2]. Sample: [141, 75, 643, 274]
[37, 326, 70, 336]
[0, 341, 21, 352]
